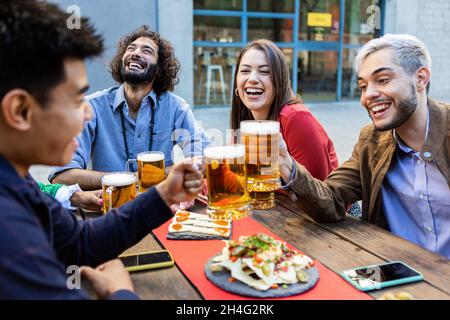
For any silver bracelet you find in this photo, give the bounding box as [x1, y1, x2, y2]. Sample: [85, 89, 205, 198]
[280, 157, 297, 190]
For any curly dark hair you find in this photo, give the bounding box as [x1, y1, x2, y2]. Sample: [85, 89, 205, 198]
[110, 25, 180, 96]
[0, 0, 104, 106]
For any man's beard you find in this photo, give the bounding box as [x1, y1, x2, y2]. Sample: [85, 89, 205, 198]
[121, 62, 157, 85]
[373, 85, 417, 131]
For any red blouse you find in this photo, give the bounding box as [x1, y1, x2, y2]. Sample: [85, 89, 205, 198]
[278, 103, 338, 180]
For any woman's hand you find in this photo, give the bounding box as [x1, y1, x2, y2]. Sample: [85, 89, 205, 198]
[70, 189, 103, 211]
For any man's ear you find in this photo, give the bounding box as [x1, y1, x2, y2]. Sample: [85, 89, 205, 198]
[415, 67, 431, 93]
[0, 89, 36, 131]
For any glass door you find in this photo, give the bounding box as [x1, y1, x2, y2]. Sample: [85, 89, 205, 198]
[297, 0, 340, 101]
[193, 0, 384, 106]
[298, 50, 338, 101]
[341, 0, 382, 99]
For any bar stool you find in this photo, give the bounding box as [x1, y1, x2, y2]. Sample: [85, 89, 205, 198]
[205, 64, 227, 105]
[196, 52, 211, 102]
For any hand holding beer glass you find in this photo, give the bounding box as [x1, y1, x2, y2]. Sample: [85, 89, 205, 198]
[204, 144, 251, 220]
[126, 151, 165, 193]
[102, 172, 137, 214]
[240, 120, 281, 209]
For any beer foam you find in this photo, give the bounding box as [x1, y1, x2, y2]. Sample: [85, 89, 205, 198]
[102, 173, 136, 187]
[240, 120, 280, 134]
[204, 145, 245, 160]
[137, 152, 164, 162]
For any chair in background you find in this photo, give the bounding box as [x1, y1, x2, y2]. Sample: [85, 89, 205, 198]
[197, 52, 227, 105]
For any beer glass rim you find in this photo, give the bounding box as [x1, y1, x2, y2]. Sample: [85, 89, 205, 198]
[240, 120, 280, 134]
[204, 144, 245, 160]
[240, 120, 279, 124]
[137, 151, 164, 156]
[102, 172, 136, 187]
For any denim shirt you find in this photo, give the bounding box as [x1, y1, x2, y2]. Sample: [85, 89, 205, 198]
[49, 85, 209, 180]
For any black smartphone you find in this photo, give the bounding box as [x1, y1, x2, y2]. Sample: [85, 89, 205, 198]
[341, 261, 424, 291]
[119, 250, 174, 272]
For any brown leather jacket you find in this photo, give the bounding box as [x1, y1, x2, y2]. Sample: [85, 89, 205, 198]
[291, 99, 450, 230]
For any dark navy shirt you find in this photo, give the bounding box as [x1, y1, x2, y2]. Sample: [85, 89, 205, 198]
[0, 155, 173, 299]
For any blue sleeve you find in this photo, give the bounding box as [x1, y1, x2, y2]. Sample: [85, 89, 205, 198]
[108, 289, 140, 300]
[48, 102, 97, 182]
[175, 105, 210, 158]
[50, 187, 173, 268]
[0, 184, 155, 300]
[0, 190, 88, 299]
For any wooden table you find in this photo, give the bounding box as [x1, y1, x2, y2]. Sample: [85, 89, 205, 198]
[122, 195, 450, 300]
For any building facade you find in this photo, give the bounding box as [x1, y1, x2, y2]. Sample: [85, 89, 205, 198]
[53, 0, 450, 107]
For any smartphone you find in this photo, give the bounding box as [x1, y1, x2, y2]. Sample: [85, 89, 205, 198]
[119, 250, 174, 272]
[340, 261, 423, 291]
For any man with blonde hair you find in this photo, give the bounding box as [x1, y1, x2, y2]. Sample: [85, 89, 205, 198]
[279, 34, 450, 258]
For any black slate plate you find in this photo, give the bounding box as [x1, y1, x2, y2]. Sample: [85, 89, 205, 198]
[204, 255, 319, 298]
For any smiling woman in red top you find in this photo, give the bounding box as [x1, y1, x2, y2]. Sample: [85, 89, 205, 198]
[230, 39, 338, 181]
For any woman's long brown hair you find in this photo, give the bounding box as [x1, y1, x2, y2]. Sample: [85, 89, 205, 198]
[230, 39, 302, 131]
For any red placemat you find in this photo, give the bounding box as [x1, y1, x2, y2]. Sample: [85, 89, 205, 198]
[153, 217, 372, 300]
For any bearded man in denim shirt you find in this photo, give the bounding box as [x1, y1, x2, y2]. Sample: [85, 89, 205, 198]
[51, 26, 209, 190]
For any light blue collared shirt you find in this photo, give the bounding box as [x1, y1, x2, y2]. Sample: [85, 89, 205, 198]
[381, 114, 450, 258]
[49, 85, 209, 180]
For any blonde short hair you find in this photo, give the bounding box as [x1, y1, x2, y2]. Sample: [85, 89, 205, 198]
[354, 34, 432, 75]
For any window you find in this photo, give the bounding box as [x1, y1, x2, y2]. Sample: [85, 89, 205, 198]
[193, 0, 384, 105]
[194, 47, 241, 105]
[194, 0, 242, 11]
[247, 0, 295, 13]
[194, 16, 241, 43]
[298, 50, 337, 101]
[299, 0, 340, 42]
[248, 18, 294, 42]
[344, 0, 381, 45]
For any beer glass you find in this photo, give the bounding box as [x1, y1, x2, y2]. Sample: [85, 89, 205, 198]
[102, 172, 137, 214]
[240, 120, 281, 209]
[126, 151, 165, 193]
[205, 144, 251, 220]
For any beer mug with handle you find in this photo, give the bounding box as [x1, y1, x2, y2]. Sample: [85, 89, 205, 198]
[240, 120, 281, 210]
[126, 151, 165, 193]
[102, 172, 137, 214]
[204, 144, 251, 220]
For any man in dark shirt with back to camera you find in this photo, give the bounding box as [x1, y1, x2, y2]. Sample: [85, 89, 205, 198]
[0, 0, 203, 299]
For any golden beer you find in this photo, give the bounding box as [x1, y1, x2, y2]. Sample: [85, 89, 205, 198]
[240, 120, 280, 210]
[102, 172, 137, 214]
[205, 145, 251, 220]
[137, 151, 165, 192]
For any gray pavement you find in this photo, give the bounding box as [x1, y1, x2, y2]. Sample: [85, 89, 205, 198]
[30, 101, 370, 183]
